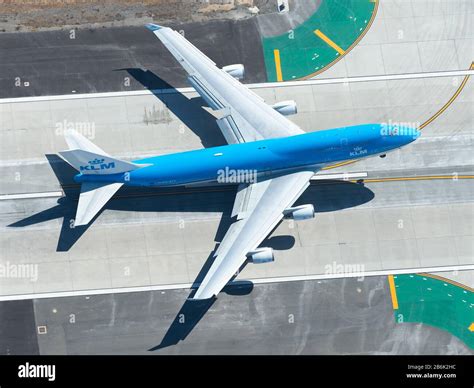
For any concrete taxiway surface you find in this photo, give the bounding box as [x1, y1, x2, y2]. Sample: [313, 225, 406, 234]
[0, 69, 473, 299]
[0, 0, 472, 354]
[2, 275, 472, 355]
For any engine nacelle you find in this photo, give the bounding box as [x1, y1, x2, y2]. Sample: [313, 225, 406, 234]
[272, 100, 297, 116]
[247, 247, 274, 264]
[283, 204, 315, 221]
[222, 64, 245, 80]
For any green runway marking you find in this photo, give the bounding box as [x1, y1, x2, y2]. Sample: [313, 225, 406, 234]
[393, 274, 474, 350]
[262, 0, 376, 81]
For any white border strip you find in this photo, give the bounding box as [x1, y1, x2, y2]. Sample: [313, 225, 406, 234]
[0, 264, 472, 301]
[0, 191, 62, 200]
[0, 69, 472, 104]
[312, 172, 367, 180]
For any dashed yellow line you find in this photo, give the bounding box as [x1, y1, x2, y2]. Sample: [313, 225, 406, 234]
[388, 275, 399, 310]
[314, 29, 345, 55]
[273, 49, 283, 82]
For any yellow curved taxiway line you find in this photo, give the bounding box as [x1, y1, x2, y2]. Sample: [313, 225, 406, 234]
[322, 62, 474, 171]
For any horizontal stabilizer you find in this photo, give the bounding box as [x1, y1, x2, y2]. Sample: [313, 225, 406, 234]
[75, 182, 123, 226]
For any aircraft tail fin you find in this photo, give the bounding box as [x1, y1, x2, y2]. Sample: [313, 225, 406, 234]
[58, 130, 149, 175]
[56, 130, 150, 226]
[63, 128, 109, 155]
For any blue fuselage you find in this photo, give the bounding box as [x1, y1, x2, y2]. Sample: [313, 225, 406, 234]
[75, 124, 419, 186]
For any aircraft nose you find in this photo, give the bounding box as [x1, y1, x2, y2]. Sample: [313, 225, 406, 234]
[382, 125, 420, 146]
[404, 127, 421, 145]
[411, 128, 421, 141]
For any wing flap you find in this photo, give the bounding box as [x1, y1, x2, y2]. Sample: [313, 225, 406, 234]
[216, 114, 246, 144]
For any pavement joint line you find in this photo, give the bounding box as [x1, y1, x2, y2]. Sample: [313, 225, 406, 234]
[1, 69, 473, 104]
[314, 29, 345, 55]
[0, 265, 472, 302]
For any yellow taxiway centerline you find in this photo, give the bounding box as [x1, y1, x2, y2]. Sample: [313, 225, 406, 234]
[388, 275, 399, 310]
[323, 62, 473, 171]
[273, 49, 283, 82]
[420, 61, 474, 130]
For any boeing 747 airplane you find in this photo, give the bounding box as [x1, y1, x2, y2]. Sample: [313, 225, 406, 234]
[57, 23, 420, 300]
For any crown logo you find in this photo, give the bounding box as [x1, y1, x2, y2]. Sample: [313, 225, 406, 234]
[88, 158, 104, 165]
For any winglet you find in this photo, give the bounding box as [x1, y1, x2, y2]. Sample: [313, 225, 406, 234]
[145, 23, 162, 32]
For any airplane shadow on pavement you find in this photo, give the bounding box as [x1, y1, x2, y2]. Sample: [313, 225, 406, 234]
[8, 157, 375, 350]
[116, 67, 228, 148]
[147, 179, 375, 351]
[9, 154, 375, 349]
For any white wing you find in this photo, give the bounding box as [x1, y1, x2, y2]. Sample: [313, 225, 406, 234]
[193, 170, 315, 299]
[147, 24, 315, 299]
[146, 23, 304, 143]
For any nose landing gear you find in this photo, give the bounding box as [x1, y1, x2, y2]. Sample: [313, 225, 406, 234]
[379, 154, 386, 158]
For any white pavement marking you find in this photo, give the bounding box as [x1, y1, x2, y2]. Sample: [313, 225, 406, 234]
[1, 264, 472, 301]
[0, 191, 63, 200]
[312, 172, 367, 180]
[0, 70, 472, 104]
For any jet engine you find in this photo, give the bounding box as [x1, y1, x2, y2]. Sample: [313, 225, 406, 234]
[272, 100, 297, 116]
[247, 247, 274, 264]
[283, 204, 315, 221]
[222, 64, 245, 80]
